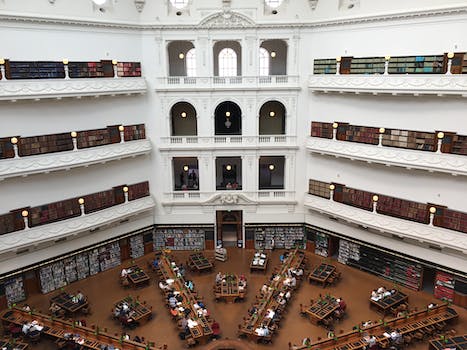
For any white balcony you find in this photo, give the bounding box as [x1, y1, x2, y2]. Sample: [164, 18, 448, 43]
[0, 77, 147, 101]
[304, 194, 467, 254]
[155, 75, 301, 92]
[308, 74, 467, 97]
[0, 139, 152, 181]
[0, 196, 156, 256]
[307, 137, 467, 176]
[159, 135, 298, 151]
[162, 190, 296, 206]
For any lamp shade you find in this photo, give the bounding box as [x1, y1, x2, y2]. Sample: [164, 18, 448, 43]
[332, 122, 338, 129]
[21, 210, 28, 217]
[447, 52, 454, 59]
[118, 125, 125, 132]
[123, 186, 129, 193]
[226, 164, 232, 171]
[429, 206, 437, 214]
[329, 184, 335, 191]
[372, 195, 379, 202]
[181, 112, 187, 118]
[183, 165, 189, 172]
[70, 131, 77, 138]
[270, 51, 276, 58]
[379, 127, 385, 134]
[78, 198, 85, 205]
[268, 164, 275, 171]
[10, 137, 18, 144]
[437, 132, 444, 139]
[269, 111, 275, 117]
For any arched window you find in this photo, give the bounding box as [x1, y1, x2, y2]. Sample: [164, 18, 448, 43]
[186, 48, 196, 77]
[259, 47, 270, 76]
[218, 48, 237, 77]
[264, 0, 283, 8]
[170, 0, 188, 9]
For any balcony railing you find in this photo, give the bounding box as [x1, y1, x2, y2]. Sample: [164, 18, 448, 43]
[156, 75, 300, 91]
[159, 135, 297, 151]
[162, 190, 296, 205]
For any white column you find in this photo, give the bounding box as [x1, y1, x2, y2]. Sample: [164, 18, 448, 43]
[286, 33, 300, 76]
[196, 36, 209, 77]
[244, 35, 257, 77]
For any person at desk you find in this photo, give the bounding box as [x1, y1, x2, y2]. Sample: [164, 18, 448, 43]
[22, 320, 43, 335]
[215, 272, 225, 284]
[390, 328, 402, 346]
[255, 325, 270, 337]
[75, 290, 85, 304]
[363, 334, 377, 350]
[185, 279, 194, 291]
[49, 302, 63, 317]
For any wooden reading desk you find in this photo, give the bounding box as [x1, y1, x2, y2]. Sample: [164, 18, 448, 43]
[113, 296, 152, 324]
[50, 292, 88, 315]
[370, 290, 408, 314]
[217, 275, 245, 303]
[308, 263, 336, 286]
[0, 308, 163, 349]
[0, 338, 28, 350]
[305, 297, 340, 325]
[250, 251, 268, 272]
[188, 252, 213, 272]
[429, 333, 467, 350]
[126, 265, 150, 288]
[159, 254, 213, 345]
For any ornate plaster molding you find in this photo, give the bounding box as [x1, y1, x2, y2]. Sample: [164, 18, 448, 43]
[309, 0, 319, 10]
[0, 5, 465, 30]
[307, 137, 467, 176]
[199, 10, 255, 28]
[308, 74, 467, 97]
[134, 0, 145, 13]
[304, 194, 467, 254]
[0, 196, 156, 255]
[0, 139, 152, 181]
[0, 77, 147, 101]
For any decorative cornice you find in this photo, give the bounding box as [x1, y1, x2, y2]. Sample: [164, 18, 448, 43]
[304, 194, 467, 254]
[198, 10, 255, 28]
[308, 74, 467, 97]
[0, 196, 156, 255]
[0, 139, 152, 181]
[307, 137, 467, 176]
[0, 5, 465, 31]
[0, 77, 147, 101]
[134, 0, 145, 13]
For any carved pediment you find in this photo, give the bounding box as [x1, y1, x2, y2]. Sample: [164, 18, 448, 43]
[203, 193, 257, 206]
[199, 10, 255, 28]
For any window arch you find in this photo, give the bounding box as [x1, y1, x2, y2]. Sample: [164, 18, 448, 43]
[186, 48, 196, 77]
[170, 0, 188, 9]
[218, 48, 237, 77]
[265, 0, 283, 8]
[259, 47, 270, 76]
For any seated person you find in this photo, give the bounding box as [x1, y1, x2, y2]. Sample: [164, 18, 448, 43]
[185, 280, 194, 291]
[22, 304, 31, 312]
[255, 325, 270, 337]
[121, 268, 130, 278]
[211, 319, 221, 339]
[427, 302, 438, 309]
[152, 258, 159, 269]
[371, 290, 378, 299]
[49, 302, 63, 316]
[159, 280, 172, 291]
[215, 272, 225, 284]
[362, 320, 373, 328]
[338, 297, 346, 312]
[76, 290, 85, 304]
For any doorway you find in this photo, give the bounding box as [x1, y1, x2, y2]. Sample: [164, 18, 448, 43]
[216, 210, 243, 248]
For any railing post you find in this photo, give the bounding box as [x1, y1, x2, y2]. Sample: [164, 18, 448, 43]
[10, 137, 20, 158]
[329, 184, 335, 201]
[436, 132, 444, 154]
[63, 59, 70, 79]
[78, 198, 85, 216]
[372, 195, 378, 213]
[378, 128, 385, 147]
[446, 53, 454, 75]
[336, 57, 341, 75]
[332, 122, 338, 140]
[71, 132, 78, 151]
[384, 56, 390, 75]
[123, 186, 129, 203]
[119, 125, 125, 143]
[429, 207, 436, 226]
[22, 210, 29, 230]
[112, 60, 118, 78]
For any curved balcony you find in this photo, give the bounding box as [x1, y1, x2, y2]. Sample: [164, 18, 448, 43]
[0, 139, 152, 181]
[159, 135, 297, 151]
[0, 77, 147, 101]
[307, 137, 467, 176]
[155, 75, 301, 92]
[0, 196, 155, 256]
[308, 74, 467, 97]
[304, 194, 467, 255]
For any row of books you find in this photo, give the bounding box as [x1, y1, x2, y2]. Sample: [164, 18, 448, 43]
[311, 121, 467, 155]
[0, 124, 146, 159]
[308, 178, 466, 234]
[1, 60, 142, 80]
[0, 181, 150, 233]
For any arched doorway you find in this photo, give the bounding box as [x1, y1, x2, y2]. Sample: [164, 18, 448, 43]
[214, 101, 242, 135]
[216, 210, 243, 248]
[259, 100, 286, 135]
[171, 102, 197, 136]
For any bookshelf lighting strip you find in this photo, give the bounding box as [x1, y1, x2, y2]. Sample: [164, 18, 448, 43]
[307, 137, 467, 176]
[0, 138, 151, 181]
[304, 194, 467, 254]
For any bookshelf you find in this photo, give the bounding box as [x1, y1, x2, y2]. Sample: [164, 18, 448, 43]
[76, 126, 120, 149]
[314, 232, 329, 257]
[446, 52, 467, 74]
[311, 122, 333, 139]
[336, 124, 379, 145]
[64, 257, 78, 284]
[388, 55, 445, 74]
[75, 252, 90, 280]
[449, 134, 467, 156]
[117, 62, 142, 77]
[124, 124, 146, 141]
[377, 195, 429, 224]
[88, 249, 100, 276]
[349, 57, 385, 74]
[68, 60, 114, 78]
[0, 213, 20, 235]
[98, 242, 121, 272]
[129, 234, 145, 259]
[337, 239, 360, 264]
[313, 59, 337, 74]
[341, 186, 373, 211]
[347, 245, 423, 290]
[308, 179, 331, 199]
[4, 60, 65, 79]
[29, 198, 81, 228]
[382, 129, 436, 151]
[4, 276, 26, 306]
[436, 208, 467, 233]
[253, 225, 305, 250]
[128, 181, 150, 201]
[18, 132, 73, 157]
[434, 271, 455, 302]
[39, 261, 67, 294]
[0, 138, 15, 159]
[83, 189, 116, 214]
[153, 228, 205, 250]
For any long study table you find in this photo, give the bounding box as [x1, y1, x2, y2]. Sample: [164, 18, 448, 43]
[291, 304, 458, 350]
[370, 290, 408, 314]
[305, 297, 340, 325]
[50, 292, 88, 314]
[429, 333, 467, 350]
[0, 338, 28, 350]
[159, 254, 213, 344]
[0, 308, 162, 350]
